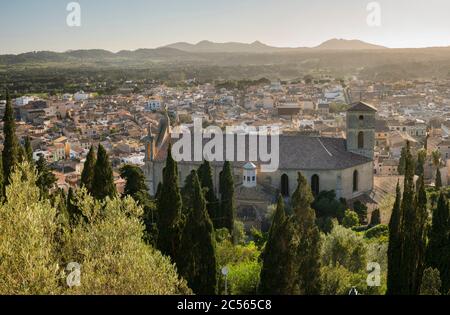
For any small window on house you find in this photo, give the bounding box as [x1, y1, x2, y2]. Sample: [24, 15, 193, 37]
[359, 115, 364, 121]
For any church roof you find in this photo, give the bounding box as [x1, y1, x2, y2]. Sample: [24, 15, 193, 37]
[348, 101, 377, 112]
[154, 134, 372, 171]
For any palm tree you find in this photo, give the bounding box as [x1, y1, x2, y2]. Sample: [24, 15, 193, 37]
[432, 150, 441, 169]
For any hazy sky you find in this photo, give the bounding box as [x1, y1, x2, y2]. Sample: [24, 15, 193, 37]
[1, 0, 450, 54]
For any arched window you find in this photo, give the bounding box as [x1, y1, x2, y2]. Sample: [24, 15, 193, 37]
[311, 174, 320, 197]
[281, 174, 289, 197]
[353, 170, 359, 192]
[358, 131, 364, 149]
[359, 115, 364, 121]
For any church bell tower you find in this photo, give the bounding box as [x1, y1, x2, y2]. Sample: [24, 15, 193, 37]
[346, 101, 377, 159]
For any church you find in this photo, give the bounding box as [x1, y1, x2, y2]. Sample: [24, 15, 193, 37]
[142, 101, 376, 227]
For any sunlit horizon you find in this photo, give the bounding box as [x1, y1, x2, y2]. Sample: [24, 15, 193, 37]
[1, 0, 450, 54]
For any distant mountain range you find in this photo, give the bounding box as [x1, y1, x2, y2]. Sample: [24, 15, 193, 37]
[313, 39, 387, 50]
[0, 39, 389, 62]
[2, 38, 450, 82]
[163, 38, 387, 53]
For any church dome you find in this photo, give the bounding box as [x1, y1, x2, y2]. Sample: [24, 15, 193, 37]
[243, 162, 257, 170]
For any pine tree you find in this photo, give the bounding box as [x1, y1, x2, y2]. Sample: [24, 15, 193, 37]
[259, 195, 291, 294]
[387, 182, 402, 295]
[435, 168, 442, 190]
[218, 161, 235, 235]
[24, 136, 33, 163]
[177, 170, 217, 295]
[157, 144, 183, 260]
[2, 90, 19, 188]
[36, 155, 57, 196]
[80, 146, 96, 194]
[91, 144, 116, 200]
[426, 192, 450, 293]
[289, 172, 322, 295]
[198, 160, 219, 226]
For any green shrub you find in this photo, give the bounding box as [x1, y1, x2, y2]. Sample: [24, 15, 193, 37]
[342, 210, 360, 228]
[365, 224, 388, 240]
[227, 261, 261, 295]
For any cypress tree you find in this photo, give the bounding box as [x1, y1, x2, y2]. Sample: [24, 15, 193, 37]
[413, 175, 428, 294]
[0, 157, 3, 198]
[289, 172, 322, 295]
[80, 146, 96, 194]
[397, 141, 416, 294]
[181, 170, 196, 215]
[66, 187, 84, 226]
[2, 90, 19, 188]
[398, 146, 407, 175]
[198, 160, 219, 226]
[36, 155, 57, 196]
[443, 235, 450, 295]
[369, 208, 381, 227]
[390, 142, 428, 295]
[24, 136, 33, 163]
[435, 168, 442, 190]
[155, 182, 162, 205]
[218, 161, 235, 235]
[416, 149, 426, 176]
[420, 267, 442, 295]
[426, 192, 450, 293]
[120, 164, 148, 197]
[387, 181, 402, 295]
[17, 145, 26, 163]
[91, 144, 116, 200]
[177, 170, 217, 295]
[259, 195, 291, 294]
[119, 164, 157, 241]
[157, 143, 183, 260]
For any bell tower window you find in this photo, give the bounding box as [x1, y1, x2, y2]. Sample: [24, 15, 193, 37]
[358, 131, 364, 149]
